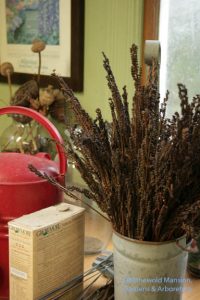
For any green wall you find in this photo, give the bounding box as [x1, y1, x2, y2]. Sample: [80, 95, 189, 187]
[0, 84, 19, 133]
[0, 0, 144, 132]
[78, 0, 144, 120]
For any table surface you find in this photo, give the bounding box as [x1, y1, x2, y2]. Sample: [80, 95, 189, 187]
[180, 272, 200, 300]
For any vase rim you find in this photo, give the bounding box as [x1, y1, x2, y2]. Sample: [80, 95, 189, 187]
[113, 229, 186, 245]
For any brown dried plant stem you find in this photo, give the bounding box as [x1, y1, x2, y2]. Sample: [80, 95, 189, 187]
[7, 70, 13, 100]
[38, 52, 41, 85]
[29, 164, 110, 223]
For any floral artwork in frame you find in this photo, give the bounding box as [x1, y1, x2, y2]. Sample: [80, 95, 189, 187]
[0, 0, 84, 91]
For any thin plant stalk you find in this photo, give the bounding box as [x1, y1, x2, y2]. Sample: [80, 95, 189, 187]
[7, 70, 13, 100]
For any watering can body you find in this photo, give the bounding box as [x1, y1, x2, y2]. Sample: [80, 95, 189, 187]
[0, 106, 67, 300]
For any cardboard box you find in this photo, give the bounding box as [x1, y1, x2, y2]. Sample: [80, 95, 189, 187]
[8, 203, 85, 300]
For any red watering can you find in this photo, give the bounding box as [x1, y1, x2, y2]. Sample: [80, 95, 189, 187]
[0, 106, 67, 300]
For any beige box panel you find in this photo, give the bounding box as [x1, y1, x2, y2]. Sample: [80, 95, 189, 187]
[9, 203, 85, 300]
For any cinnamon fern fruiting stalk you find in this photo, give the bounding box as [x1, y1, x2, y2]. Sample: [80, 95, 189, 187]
[31, 44, 200, 242]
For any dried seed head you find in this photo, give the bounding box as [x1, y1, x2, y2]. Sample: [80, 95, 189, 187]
[182, 127, 189, 140]
[0, 62, 14, 76]
[31, 39, 46, 53]
[39, 85, 55, 106]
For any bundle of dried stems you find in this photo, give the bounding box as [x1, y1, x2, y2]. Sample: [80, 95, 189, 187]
[31, 44, 200, 242]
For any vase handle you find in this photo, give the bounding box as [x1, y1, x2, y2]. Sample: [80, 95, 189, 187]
[176, 239, 199, 253]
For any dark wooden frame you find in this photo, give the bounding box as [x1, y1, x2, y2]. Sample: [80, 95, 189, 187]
[141, 0, 160, 83]
[0, 0, 84, 91]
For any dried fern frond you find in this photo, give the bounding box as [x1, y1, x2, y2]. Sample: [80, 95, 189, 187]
[35, 44, 200, 242]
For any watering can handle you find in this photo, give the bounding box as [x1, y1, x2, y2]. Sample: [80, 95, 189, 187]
[0, 106, 66, 175]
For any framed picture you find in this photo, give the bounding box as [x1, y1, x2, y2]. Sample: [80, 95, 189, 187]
[0, 0, 84, 91]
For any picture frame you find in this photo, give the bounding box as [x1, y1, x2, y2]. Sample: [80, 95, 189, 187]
[0, 0, 84, 91]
